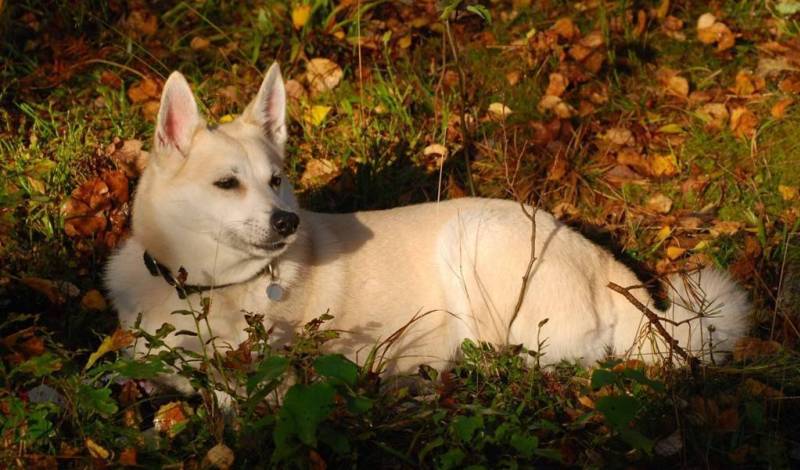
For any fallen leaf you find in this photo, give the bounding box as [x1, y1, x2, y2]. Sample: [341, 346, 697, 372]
[616, 148, 650, 174]
[81, 289, 108, 311]
[423, 144, 448, 158]
[124, 9, 157, 37]
[733, 337, 781, 361]
[300, 158, 339, 188]
[488, 102, 513, 119]
[22, 277, 65, 304]
[710, 220, 743, 237]
[305, 105, 331, 126]
[545, 73, 569, 97]
[551, 17, 577, 40]
[602, 127, 634, 146]
[154, 401, 192, 438]
[577, 395, 595, 409]
[656, 225, 672, 242]
[127, 77, 160, 104]
[730, 106, 758, 138]
[292, 4, 312, 30]
[732, 70, 763, 96]
[103, 170, 129, 204]
[697, 13, 735, 51]
[647, 193, 673, 214]
[743, 378, 783, 398]
[779, 184, 798, 201]
[119, 447, 137, 466]
[506, 70, 521, 86]
[190, 36, 210, 51]
[86, 438, 110, 460]
[778, 75, 800, 93]
[666, 245, 687, 260]
[397, 35, 412, 49]
[697, 103, 729, 130]
[142, 100, 160, 122]
[771, 98, 794, 119]
[203, 443, 235, 470]
[306, 58, 343, 95]
[666, 74, 689, 97]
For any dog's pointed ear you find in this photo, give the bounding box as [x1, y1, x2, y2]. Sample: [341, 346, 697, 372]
[243, 62, 287, 149]
[155, 72, 201, 155]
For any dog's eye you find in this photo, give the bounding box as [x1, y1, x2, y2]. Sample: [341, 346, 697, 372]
[269, 175, 282, 190]
[214, 177, 240, 190]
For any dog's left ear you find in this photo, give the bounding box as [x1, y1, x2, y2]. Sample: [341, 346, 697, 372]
[243, 62, 287, 150]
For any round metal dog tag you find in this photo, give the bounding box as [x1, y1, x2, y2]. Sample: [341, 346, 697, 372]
[266, 282, 284, 301]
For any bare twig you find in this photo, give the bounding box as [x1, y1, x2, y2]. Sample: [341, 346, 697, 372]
[506, 201, 538, 343]
[608, 281, 697, 368]
[444, 18, 476, 196]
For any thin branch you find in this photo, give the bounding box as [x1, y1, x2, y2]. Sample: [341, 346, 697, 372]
[607, 281, 696, 367]
[506, 202, 538, 343]
[444, 18, 476, 196]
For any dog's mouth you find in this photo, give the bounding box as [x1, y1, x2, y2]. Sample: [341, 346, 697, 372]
[253, 241, 287, 252]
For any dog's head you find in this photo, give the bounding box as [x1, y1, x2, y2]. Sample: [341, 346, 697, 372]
[132, 63, 300, 284]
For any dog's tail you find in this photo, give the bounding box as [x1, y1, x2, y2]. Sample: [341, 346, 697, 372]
[661, 268, 750, 361]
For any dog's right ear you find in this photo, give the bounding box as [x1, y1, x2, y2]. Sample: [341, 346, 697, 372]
[155, 72, 201, 155]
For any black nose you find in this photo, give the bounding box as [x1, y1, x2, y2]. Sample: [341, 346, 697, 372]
[270, 210, 299, 237]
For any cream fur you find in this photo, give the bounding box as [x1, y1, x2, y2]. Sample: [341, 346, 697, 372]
[106, 64, 751, 374]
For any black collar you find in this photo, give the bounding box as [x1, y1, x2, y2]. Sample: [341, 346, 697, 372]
[143, 251, 252, 299]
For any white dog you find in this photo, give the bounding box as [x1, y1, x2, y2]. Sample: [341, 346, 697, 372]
[106, 63, 750, 375]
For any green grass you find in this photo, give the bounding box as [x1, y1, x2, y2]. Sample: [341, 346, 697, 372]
[2, 0, 800, 467]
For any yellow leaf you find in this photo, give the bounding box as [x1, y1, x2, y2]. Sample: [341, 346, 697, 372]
[779, 184, 798, 201]
[84, 329, 135, 370]
[657, 123, 684, 134]
[577, 395, 595, 409]
[86, 438, 110, 460]
[656, 225, 672, 242]
[292, 4, 312, 30]
[219, 114, 235, 123]
[666, 246, 687, 260]
[304, 105, 331, 126]
[650, 153, 679, 177]
[397, 35, 412, 49]
[693, 240, 711, 251]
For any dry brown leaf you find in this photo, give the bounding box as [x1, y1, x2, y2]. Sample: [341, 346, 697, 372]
[300, 159, 340, 188]
[119, 448, 137, 466]
[81, 289, 108, 311]
[545, 73, 569, 97]
[551, 17, 577, 40]
[306, 58, 343, 95]
[154, 402, 192, 438]
[127, 78, 160, 104]
[647, 193, 673, 214]
[732, 70, 764, 96]
[203, 443, 235, 470]
[103, 170, 129, 204]
[698, 103, 729, 130]
[730, 106, 758, 138]
[505, 70, 521, 86]
[22, 277, 65, 304]
[710, 220, 743, 237]
[124, 9, 157, 37]
[617, 148, 650, 174]
[602, 127, 634, 146]
[579, 31, 604, 49]
[771, 98, 794, 119]
[733, 337, 781, 361]
[778, 76, 800, 93]
[190, 36, 211, 51]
